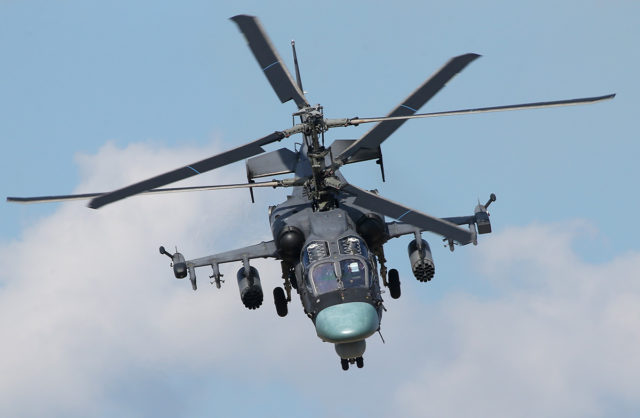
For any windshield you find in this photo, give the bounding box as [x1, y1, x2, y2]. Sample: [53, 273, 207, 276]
[340, 259, 367, 289]
[310, 262, 339, 294]
[309, 258, 369, 295]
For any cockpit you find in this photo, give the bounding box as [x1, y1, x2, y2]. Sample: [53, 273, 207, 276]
[302, 236, 372, 296]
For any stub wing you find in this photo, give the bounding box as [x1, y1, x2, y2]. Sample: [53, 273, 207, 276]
[165, 240, 279, 290]
[385, 195, 497, 249]
[187, 240, 279, 268]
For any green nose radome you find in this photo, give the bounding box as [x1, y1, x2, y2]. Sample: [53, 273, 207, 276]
[315, 302, 379, 343]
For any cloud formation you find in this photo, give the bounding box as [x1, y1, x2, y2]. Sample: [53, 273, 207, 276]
[1, 142, 639, 417]
[394, 223, 640, 418]
[0, 141, 305, 417]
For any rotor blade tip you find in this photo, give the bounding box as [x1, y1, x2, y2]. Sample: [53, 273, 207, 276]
[458, 52, 481, 60]
[230, 14, 253, 22]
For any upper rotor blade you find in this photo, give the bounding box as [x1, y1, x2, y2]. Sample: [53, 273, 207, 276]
[335, 53, 480, 164]
[231, 15, 309, 109]
[88, 131, 285, 209]
[348, 94, 616, 125]
[340, 183, 473, 244]
[7, 180, 286, 204]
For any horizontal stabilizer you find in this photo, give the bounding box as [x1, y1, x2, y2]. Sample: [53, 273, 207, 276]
[246, 148, 299, 179]
[329, 140, 381, 164]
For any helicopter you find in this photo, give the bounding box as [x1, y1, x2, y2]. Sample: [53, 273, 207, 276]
[7, 15, 614, 370]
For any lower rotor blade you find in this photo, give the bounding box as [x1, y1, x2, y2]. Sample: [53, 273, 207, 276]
[88, 131, 285, 209]
[340, 183, 473, 244]
[348, 94, 615, 125]
[7, 180, 284, 204]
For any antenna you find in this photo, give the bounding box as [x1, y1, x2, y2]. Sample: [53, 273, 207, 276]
[291, 40, 304, 93]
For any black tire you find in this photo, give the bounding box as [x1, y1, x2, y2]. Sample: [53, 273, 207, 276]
[341, 358, 349, 371]
[273, 287, 288, 317]
[356, 356, 364, 368]
[388, 268, 401, 299]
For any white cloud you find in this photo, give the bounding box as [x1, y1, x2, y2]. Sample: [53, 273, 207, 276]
[393, 223, 640, 418]
[0, 140, 315, 417]
[2, 142, 639, 417]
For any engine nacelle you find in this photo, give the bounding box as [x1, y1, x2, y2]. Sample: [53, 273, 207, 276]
[237, 266, 263, 310]
[276, 226, 305, 262]
[172, 252, 187, 279]
[408, 239, 435, 282]
[356, 213, 387, 248]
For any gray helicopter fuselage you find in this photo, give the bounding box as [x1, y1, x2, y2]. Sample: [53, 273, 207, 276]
[267, 139, 386, 352]
[270, 196, 384, 308]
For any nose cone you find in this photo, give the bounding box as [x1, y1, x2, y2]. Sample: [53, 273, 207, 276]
[315, 302, 379, 343]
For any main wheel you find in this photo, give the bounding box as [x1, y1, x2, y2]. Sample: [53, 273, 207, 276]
[388, 269, 401, 299]
[341, 358, 349, 371]
[273, 287, 288, 317]
[356, 356, 364, 368]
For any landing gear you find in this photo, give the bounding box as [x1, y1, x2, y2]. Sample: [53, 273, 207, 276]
[340, 357, 364, 370]
[388, 268, 401, 299]
[289, 271, 298, 291]
[273, 287, 288, 317]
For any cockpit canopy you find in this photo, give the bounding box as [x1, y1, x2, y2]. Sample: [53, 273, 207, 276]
[302, 236, 371, 296]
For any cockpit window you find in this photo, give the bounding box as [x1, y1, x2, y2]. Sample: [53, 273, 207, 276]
[340, 259, 367, 288]
[303, 241, 330, 268]
[339, 236, 369, 259]
[309, 259, 368, 295]
[310, 262, 339, 294]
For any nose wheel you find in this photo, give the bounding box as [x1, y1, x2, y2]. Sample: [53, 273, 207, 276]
[340, 356, 364, 370]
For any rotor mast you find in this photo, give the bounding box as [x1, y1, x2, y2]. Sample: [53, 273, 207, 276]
[295, 105, 336, 211]
[289, 38, 335, 211]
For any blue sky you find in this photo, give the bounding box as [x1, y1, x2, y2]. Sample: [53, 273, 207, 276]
[1, 1, 639, 417]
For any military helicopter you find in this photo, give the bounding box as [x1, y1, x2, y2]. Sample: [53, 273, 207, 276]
[8, 15, 614, 370]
